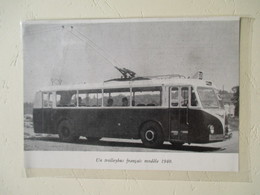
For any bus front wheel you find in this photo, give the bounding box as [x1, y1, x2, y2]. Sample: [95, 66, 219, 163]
[58, 120, 79, 142]
[140, 122, 164, 148]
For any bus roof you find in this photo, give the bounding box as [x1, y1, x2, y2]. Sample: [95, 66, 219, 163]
[39, 78, 216, 92]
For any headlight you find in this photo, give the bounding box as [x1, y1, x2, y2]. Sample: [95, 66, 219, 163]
[208, 125, 215, 134]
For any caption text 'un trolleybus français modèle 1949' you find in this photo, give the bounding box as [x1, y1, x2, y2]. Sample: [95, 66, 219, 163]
[32, 68, 231, 148]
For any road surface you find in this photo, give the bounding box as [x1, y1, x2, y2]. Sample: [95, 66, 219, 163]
[24, 124, 238, 153]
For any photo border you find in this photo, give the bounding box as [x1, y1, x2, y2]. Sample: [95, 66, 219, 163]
[23, 17, 251, 181]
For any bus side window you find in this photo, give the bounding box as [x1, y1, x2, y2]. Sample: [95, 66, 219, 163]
[69, 94, 77, 107]
[88, 92, 102, 107]
[56, 91, 76, 107]
[171, 87, 179, 107]
[132, 87, 162, 107]
[78, 92, 87, 107]
[42, 92, 53, 108]
[34, 92, 42, 108]
[181, 87, 189, 107]
[49, 93, 53, 107]
[76, 89, 102, 107]
[191, 87, 198, 107]
[103, 88, 130, 107]
[43, 93, 48, 108]
[56, 94, 61, 107]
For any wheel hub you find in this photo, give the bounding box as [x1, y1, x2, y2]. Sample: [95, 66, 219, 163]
[145, 130, 155, 141]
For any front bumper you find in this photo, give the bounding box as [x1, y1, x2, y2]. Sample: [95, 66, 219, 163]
[209, 134, 225, 141]
[209, 130, 232, 141]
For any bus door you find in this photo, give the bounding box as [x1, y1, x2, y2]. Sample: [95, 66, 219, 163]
[169, 86, 190, 141]
[42, 92, 53, 133]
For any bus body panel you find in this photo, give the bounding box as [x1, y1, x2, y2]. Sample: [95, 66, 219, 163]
[33, 108, 54, 133]
[33, 107, 224, 143]
[187, 109, 224, 143]
[169, 108, 224, 143]
[169, 108, 189, 142]
[34, 108, 170, 139]
[33, 109, 43, 133]
[42, 108, 54, 134]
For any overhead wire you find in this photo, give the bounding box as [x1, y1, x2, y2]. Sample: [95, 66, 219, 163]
[67, 28, 117, 67]
[67, 29, 86, 42]
[72, 27, 121, 68]
[49, 25, 125, 85]
[73, 28, 120, 67]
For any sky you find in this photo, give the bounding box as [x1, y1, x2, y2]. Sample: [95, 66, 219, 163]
[23, 18, 240, 103]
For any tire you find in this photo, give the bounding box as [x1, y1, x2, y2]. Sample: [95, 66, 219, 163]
[58, 120, 79, 142]
[169, 141, 184, 147]
[86, 137, 101, 142]
[140, 122, 164, 148]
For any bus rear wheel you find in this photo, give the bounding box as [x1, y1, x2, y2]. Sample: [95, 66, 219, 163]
[58, 120, 79, 142]
[140, 122, 164, 148]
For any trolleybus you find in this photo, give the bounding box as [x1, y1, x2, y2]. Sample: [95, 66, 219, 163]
[32, 70, 230, 148]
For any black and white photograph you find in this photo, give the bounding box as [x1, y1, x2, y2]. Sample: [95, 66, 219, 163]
[23, 17, 239, 171]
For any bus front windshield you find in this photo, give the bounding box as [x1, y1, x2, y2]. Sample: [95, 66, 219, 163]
[197, 87, 220, 108]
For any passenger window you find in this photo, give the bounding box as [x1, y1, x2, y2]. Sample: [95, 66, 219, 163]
[78, 92, 87, 107]
[191, 87, 198, 107]
[56, 91, 77, 107]
[43, 93, 49, 108]
[132, 87, 162, 106]
[56, 94, 61, 106]
[70, 94, 77, 106]
[181, 87, 189, 107]
[49, 93, 54, 107]
[88, 92, 102, 107]
[171, 87, 179, 107]
[103, 88, 130, 107]
[78, 89, 102, 107]
[42, 92, 53, 108]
